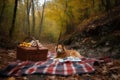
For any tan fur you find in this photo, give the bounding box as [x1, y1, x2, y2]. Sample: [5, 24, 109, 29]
[55, 44, 83, 59]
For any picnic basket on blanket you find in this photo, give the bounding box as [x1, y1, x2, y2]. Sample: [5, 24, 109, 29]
[17, 37, 48, 61]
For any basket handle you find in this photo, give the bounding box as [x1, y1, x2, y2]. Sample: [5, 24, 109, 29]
[23, 36, 40, 49]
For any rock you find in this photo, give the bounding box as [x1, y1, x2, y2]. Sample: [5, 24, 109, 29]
[105, 42, 110, 46]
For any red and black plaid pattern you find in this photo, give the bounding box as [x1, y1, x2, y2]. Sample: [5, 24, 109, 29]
[5, 58, 95, 76]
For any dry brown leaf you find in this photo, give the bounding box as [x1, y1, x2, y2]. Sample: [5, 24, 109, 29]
[7, 77, 15, 80]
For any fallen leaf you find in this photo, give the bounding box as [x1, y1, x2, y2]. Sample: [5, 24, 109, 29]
[7, 77, 15, 80]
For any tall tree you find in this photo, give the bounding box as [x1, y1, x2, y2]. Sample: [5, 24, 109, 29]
[9, 0, 18, 38]
[114, 0, 120, 6]
[39, 0, 46, 39]
[105, 0, 111, 12]
[31, 0, 35, 36]
[26, 0, 31, 36]
[101, 0, 111, 12]
[0, 0, 6, 25]
[64, 0, 75, 34]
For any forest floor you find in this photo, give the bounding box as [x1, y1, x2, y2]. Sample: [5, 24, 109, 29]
[0, 42, 120, 80]
[0, 6, 120, 80]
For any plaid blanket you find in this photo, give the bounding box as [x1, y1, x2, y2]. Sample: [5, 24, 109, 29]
[0, 57, 96, 76]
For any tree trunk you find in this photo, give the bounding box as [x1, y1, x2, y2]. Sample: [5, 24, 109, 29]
[101, 0, 111, 17]
[115, 0, 120, 6]
[39, 0, 46, 40]
[64, 0, 68, 34]
[101, 0, 111, 12]
[9, 0, 18, 38]
[84, 8, 89, 19]
[26, 0, 31, 36]
[64, 0, 75, 34]
[101, 0, 105, 7]
[36, 0, 41, 18]
[0, 0, 6, 25]
[58, 14, 64, 43]
[105, 0, 111, 12]
[31, 0, 35, 36]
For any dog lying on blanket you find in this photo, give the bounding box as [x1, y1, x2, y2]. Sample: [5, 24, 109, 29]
[55, 44, 83, 59]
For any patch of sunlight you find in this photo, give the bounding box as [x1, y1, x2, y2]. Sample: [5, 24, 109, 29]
[38, 0, 52, 6]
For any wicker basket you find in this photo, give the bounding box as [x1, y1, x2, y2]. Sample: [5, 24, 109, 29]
[17, 37, 48, 61]
[17, 46, 48, 61]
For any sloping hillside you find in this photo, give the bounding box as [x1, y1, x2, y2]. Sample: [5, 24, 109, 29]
[61, 6, 120, 59]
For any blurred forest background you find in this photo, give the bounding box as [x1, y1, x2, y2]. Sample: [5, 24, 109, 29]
[0, 0, 120, 48]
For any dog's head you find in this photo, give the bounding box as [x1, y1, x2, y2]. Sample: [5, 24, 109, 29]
[55, 44, 65, 54]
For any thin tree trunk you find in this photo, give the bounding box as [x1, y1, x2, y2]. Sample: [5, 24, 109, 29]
[0, 0, 6, 25]
[26, 0, 31, 36]
[58, 15, 64, 43]
[64, 0, 69, 34]
[115, 0, 120, 6]
[36, 0, 41, 18]
[101, 0, 105, 7]
[31, 0, 35, 36]
[101, 0, 111, 18]
[64, 0, 74, 34]
[101, 0, 111, 12]
[9, 0, 18, 38]
[39, 0, 46, 40]
[105, 0, 111, 12]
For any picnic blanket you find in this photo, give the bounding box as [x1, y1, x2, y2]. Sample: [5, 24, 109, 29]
[0, 52, 109, 77]
[1, 52, 111, 77]
[0, 57, 96, 77]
